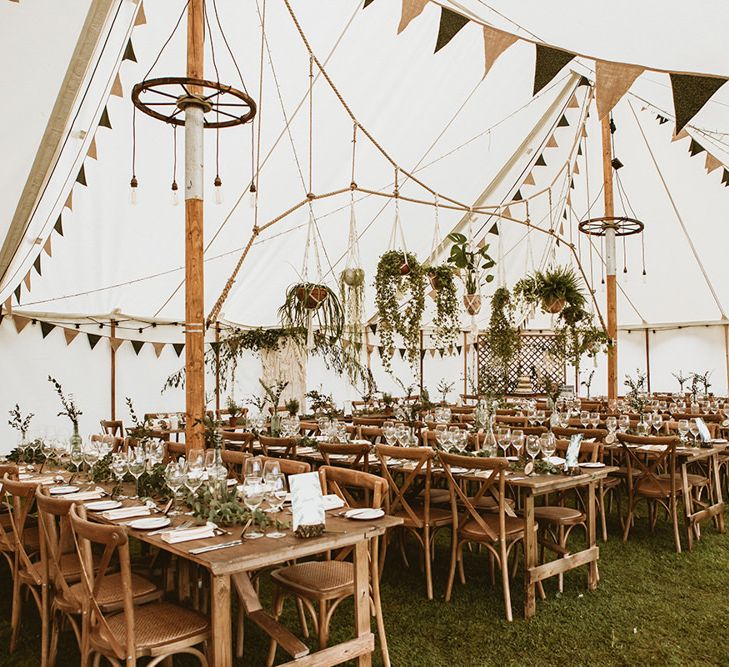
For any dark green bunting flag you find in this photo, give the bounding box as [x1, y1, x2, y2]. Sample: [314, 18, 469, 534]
[670, 73, 727, 133]
[435, 8, 469, 53]
[87, 333, 101, 350]
[533, 44, 574, 95]
[40, 321, 54, 339]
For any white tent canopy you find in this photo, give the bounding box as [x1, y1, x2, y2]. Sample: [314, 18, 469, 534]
[2, 0, 729, 447]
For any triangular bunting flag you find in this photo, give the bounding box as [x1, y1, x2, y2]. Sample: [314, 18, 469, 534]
[535, 154, 547, 166]
[524, 172, 536, 186]
[43, 237, 52, 257]
[482, 25, 517, 78]
[23, 272, 31, 291]
[363, 0, 376, 7]
[689, 139, 705, 157]
[63, 328, 79, 346]
[134, 1, 147, 25]
[429, 349, 436, 358]
[14, 285, 21, 304]
[398, 348, 406, 359]
[577, 75, 591, 87]
[110, 338, 124, 352]
[173, 343, 185, 357]
[13, 315, 30, 334]
[131, 339, 145, 355]
[671, 128, 689, 142]
[577, 144, 583, 156]
[438, 348, 445, 358]
[512, 190, 523, 201]
[705, 152, 722, 174]
[559, 221, 565, 235]
[567, 93, 579, 109]
[76, 164, 87, 186]
[533, 44, 574, 95]
[570, 178, 575, 189]
[341, 339, 350, 350]
[546, 135, 558, 148]
[397, 0, 428, 34]
[420, 350, 426, 360]
[456, 345, 462, 354]
[64, 190, 73, 210]
[152, 342, 166, 358]
[87, 136, 97, 160]
[581, 125, 588, 138]
[488, 222, 499, 235]
[595, 61, 644, 119]
[474, 342, 479, 351]
[563, 210, 568, 219]
[657, 114, 669, 125]
[369, 323, 377, 335]
[670, 73, 727, 133]
[99, 107, 112, 129]
[122, 40, 137, 63]
[33, 254, 41, 276]
[87, 333, 101, 350]
[54, 215, 64, 236]
[434, 7, 469, 53]
[3, 297, 11, 316]
[111, 72, 123, 98]
[573, 161, 580, 175]
[40, 321, 54, 339]
[557, 114, 570, 127]
[502, 206, 511, 218]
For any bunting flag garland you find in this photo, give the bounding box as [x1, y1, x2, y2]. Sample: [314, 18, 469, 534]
[533, 44, 574, 95]
[705, 153, 722, 174]
[153, 342, 166, 358]
[595, 61, 644, 119]
[689, 139, 705, 157]
[670, 73, 727, 133]
[429, 349, 436, 359]
[54, 215, 64, 236]
[64, 328, 79, 346]
[523, 172, 535, 185]
[535, 154, 547, 166]
[398, 348, 406, 359]
[397, 0, 427, 34]
[512, 190, 523, 201]
[110, 338, 124, 352]
[134, 1, 147, 25]
[87, 333, 101, 350]
[13, 315, 30, 334]
[40, 321, 54, 338]
[99, 107, 112, 129]
[577, 144, 582, 156]
[173, 343, 185, 357]
[546, 135, 558, 148]
[131, 339, 145, 355]
[369, 323, 377, 335]
[656, 114, 669, 125]
[87, 136, 98, 160]
[557, 114, 570, 127]
[110, 72, 123, 98]
[122, 40, 137, 63]
[76, 165, 87, 186]
[434, 7, 469, 53]
[482, 25, 517, 78]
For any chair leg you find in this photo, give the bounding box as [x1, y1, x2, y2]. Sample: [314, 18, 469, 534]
[266, 588, 286, 667]
[445, 532, 458, 603]
[370, 538, 390, 667]
[40, 584, 49, 667]
[296, 598, 309, 638]
[235, 606, 244, 659]
[9, 566, 22, 652]
[423, 525, 433, 600]
[317, 601, 329, 649]
[499, 540, 513, 622]
[599, 486, 609, 542]
[558, 526, 565, 594]
[49, 611, 60, 667]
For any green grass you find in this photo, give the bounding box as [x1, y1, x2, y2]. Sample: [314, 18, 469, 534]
[2, 512, 729, 666]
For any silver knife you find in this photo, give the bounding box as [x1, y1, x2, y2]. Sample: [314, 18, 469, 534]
[189, 539, 242, 555]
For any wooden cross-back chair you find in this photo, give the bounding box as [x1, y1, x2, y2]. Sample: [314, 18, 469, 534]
[298, 421, 319, 437]
[219, 449, 250, 481]
[165, 441, 187, 461]
[493, 415, 528, 428]
[318, 442, 370, 473]
[2, 474, 43, 654]
[267, 466, 391, 666]
[356, 426, 384, 447]
[438, 451, 528, 621]
[100, 420, 124, 438]
[35, 487, 161, 667]
[68, 504, 210, 666]
[259, 435, 298, 459]
[0, 464, 19, 573]
[90, 434, 125, 454]
[551, 427, 608, 443]
[352, 416, 387, 427]
[375, 444, 453, 600]
[617, 432, 688, 552]
[221, 430, 255, 454]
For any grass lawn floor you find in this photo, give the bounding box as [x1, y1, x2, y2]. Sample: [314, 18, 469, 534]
[1, 511, 729, 666]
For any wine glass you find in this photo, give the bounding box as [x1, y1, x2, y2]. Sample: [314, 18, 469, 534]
[511, 431, 525, 458]
[111, 453, 129, 500]
[689, 419, 700, 444]
[383, 422, 397, 445]
[453, 430, 468, 454]
[164, 461, 184, 514]
[263, 459, 282, 479]
[264, 475, 288, 539]
[606, 416, 617, 436]
[128, 455, 146, 500]
[580, 411, 590, 429]
[535, 410, 546, 426]
[618, 414, 630, 433]
[497, 428, 511, 457]
[677, 419, 689, 442]
[526, 436, 541, 468]
[540, 432, 556, 461]
[651, 413, 663, 435]
[241, 478, 265, 539]
[559, 412, 570, 429]
[245, 456, 263, 481]
[395, 424, 409, 447]
[589, 413, 600, 429]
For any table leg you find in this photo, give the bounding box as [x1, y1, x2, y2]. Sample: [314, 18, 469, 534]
[587, 481, 598, 591]
[680, 462, 694, 551]
[711, 453, 725, 533]
[523, 493, 536, 618]
[354, 539, 372, 666]
[210, 573, 232, 667]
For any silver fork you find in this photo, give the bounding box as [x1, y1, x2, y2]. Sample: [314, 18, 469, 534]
[148, 520, 193, 537]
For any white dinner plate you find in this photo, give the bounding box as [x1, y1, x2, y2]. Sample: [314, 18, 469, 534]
[85, 500, 122, 511]
[49, 485, 79, 495]
[506, 456, 519, 462]
[547, 456, 566, 466]
[579, 462, 606, 468]
[129, 517, 171, 531]
[345, 508, 385, 521]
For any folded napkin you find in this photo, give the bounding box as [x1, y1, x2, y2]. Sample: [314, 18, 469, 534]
[19, 474, 56, 484]
[66, 487, 105, 501]
[638, 444, 667, 452]
[297, 446, 318, 455]
[326, 453, 353, 461]
[322, 494, 345, 511]
[102, 506, 151, 521]
[161, 523, 216, 544]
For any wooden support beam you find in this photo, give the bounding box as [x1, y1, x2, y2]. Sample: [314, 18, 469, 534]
[215, 323, 221, 417]
[601, 115, 618, 400]
[645, 329, 651, 393]
[110, 320, 116, 420]
[463, 331, 468, 397]
[724, 324, 729, 395]
[419, 329, 424, 394]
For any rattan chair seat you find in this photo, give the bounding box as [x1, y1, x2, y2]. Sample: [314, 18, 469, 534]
[460, 514, 532, 542]
[659, 472, 709, 488]
[533, 506, 584, 526]
[62, 573, 159, 612]
[271, 560, 354, 598]
[636, 475, 688, 498]
[391, 505, 452, 528]
[94, 601, 209, 652]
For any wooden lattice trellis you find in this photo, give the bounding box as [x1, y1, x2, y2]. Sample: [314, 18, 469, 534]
[477, 332, 565, 394]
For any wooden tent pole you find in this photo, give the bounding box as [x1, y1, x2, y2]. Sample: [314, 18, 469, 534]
[184, 0, 206, 452]
[723, 324, 729, 395]
[463, 331, 468, 398]
[215, 323, 221, 417]
[110, 320, 116, 420]
[645, 329, 651, 393]
[601, 116, 618, 400]
[419, 330, 424, 394]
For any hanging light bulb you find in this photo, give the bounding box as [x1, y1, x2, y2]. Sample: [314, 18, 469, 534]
[249, 183, 257, 208]
[642, 269, 647, 284]
[214, 175, 223, 205]
[129, 176, 138, 205]
[171, 180, 179, 207]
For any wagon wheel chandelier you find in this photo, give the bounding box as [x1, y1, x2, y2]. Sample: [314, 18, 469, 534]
[577, 216, 644, 237]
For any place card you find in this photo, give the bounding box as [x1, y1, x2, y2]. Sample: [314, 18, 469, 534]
[565, 434, 584, 470]
[289, 471, 325, 532]
[695, 417, 711, 443]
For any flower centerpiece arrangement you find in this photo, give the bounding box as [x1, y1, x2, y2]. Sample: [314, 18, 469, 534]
[225, 396, 244, 426]
[48, 376, 83, 448]
[672, 370, 689, 394]
[8, 404, 33, 443]
[125, 397, 156, 446]
[624, 370, 648, 415]
[260, 379, 289, 436]
[446, 232, 496, 315]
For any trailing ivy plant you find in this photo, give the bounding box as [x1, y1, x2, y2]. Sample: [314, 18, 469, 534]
[554, 316, 608, 381]
[427, 264, 460, 349]
[374, 250, 426, 374]
[483, 287, 521, 393]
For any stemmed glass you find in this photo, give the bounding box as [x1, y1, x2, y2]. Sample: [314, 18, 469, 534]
[540, 432, 556, 461]
[395, 424, 409, 447]
[434, 424, 448, 450]
[83, 441, 100, 483]
[618, 414, 630, 433]
[128, 454, 146, 500]
[580, 411, 590, 429]
[241, 478, 265, 539]
[452, 430, 468, 454]
[511, 431, 524, 459]
[383, 422, 397, 446]
[606, 416, 617, 438]
[497, 428, 511, 457]
[589, 413, 600, 429]
[526, 436, 541, 470]
[651, 412, 664, 435]
[689, 419, 700, 444]
[559, 412, 570, 429]
[264, 474, 288, 539]
[164, 461, 184, 514]
[110, 453, 128, 500]
[677, 419, 689, 442]
[245, 456, 264, 481]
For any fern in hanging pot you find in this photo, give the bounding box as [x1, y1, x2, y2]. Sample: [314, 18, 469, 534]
[374, 250, 425, 374]
[427, 264, 461, 349]
[279, 282, 344, 341]
[514, 265, 587, 317]
[446, 233, 496, 316]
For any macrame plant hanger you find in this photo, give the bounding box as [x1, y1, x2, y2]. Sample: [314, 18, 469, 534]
[301, 204, 324, 349]
[388, 168, 409, 259]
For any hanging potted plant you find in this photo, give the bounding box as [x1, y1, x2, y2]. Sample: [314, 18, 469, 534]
[294, 283, 330, 309]
[514, 265, 587, 317]
[279, 282, 344, 340]
[482, 287, 521, 394]
[374, 250, 426, 374]
[446, 233, 496, 316]
[427, 264, 460, 349]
